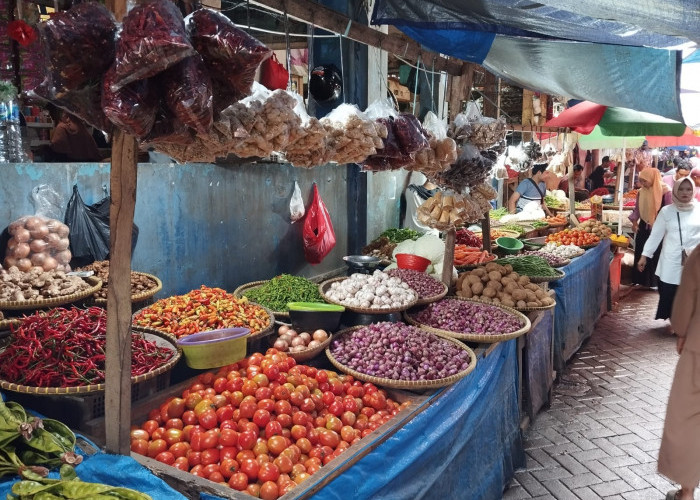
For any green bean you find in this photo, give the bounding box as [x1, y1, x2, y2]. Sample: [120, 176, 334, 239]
[489, 207, 508, 220]
[498, 256, 559, 277]
[379, 228, 420, 243]
[244, 274, 324, 312]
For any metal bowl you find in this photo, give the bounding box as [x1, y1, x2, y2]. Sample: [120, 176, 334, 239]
[343, 255, 384, 274]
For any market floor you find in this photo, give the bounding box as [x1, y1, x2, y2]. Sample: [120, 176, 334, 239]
[504, 286, 694, 500]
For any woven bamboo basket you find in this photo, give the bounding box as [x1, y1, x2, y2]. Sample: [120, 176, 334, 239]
[0, 318, 21, 331]
[551, 259, 571, 268]
[325, 325, 477, 390]
[0, 327, 180, 395]
[93, 273, 162, 306]
[457, 295, 557, 313]
[528, 269, 566, 284]
[455, 256, 498, 272]
[276, 334, 333, 362]
[404, 296, 531, 343]
[319, 277, 418, 315]
[0, 276, 103, 311]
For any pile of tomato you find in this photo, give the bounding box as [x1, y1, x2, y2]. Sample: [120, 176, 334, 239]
[545, 229, 600, 247]
[130, 349, 407, 499]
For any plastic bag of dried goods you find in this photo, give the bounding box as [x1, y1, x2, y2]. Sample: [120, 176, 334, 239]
[160, 55, 213, 135]
[112, 0, 195, 90]
[102, 66, 157, 138]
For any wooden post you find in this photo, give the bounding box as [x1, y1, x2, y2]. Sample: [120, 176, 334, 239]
[442, 228, 456, 287]
[481, 217, 491, 250]
[104, 130, 138, 454]
[448, 63, 475, 122]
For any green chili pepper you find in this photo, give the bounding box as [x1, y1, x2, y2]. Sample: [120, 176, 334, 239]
[244, 274, 324, 312]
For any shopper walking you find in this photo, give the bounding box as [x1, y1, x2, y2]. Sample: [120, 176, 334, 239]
[629, 168, 668, 288]
[658, 245, 700, 500]
[638, 177, 700, 325]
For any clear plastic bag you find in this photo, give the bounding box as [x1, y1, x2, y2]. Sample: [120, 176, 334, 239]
[112, 0, 195, 90]
[31, 184, 65, 221]
[422, 111, 447, 140]
[186, 8, 272, 112]
[4, 210, 71, 272]
[102, 66, 157, 138]
[142, 108, 195, 146]
[33, 80, 111, 132]
[289, 181, 305, 223]
[37, 2, 116, 94]
[160, 54, 213, 135]
[321, 104, 384, 165]
[284, 94, 330, 168]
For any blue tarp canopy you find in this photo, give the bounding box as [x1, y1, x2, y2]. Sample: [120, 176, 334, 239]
[372, 0, 699, 122]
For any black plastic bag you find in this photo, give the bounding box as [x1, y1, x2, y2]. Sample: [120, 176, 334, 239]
[64, 185, 139, 267]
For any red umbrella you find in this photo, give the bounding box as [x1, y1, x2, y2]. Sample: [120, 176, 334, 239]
[544, 101, 606, 134]
[646, 127, 700, 148]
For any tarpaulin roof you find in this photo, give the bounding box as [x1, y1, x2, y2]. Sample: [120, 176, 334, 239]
[371, 0, 698, 123]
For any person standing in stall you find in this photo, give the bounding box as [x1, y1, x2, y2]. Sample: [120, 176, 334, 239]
[508, 162, 552, 215]
[629, 168, 669, 288]
[638, 177, 700, 330]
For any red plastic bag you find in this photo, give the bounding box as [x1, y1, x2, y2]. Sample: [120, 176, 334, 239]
[260, 53, 289, 91]
[302, 184, 336, 264]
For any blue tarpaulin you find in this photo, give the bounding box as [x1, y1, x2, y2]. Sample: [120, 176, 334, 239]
[524, 308, 554, 419]
[550, 240, 611, 372]
[371, 0, 693, 122]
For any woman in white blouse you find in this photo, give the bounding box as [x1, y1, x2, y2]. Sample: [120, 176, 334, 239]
[638, 177, 700, 325]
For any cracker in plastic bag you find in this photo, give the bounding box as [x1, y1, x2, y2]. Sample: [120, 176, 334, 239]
[284, 94, 332, 168]
[102, 66, 157, 138]
[290, 181, 305, 222]
[160, 55, 213, 135]
[321, 104, 384, 165]
[37, 2, 116, 94]
[112, 0, 195, 90]
[187, 8, 272, 111]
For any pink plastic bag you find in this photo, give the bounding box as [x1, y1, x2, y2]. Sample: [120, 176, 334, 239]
[302, 184, 336, 264]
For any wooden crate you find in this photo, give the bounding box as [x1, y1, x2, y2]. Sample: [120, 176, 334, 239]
[84, 373, 430, 499]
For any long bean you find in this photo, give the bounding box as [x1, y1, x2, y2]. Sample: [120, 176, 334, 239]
[497, 256, 559, 277]
[243, 274, 323, 312]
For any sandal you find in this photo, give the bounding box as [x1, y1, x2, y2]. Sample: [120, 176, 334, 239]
[666, 489, 679, 500]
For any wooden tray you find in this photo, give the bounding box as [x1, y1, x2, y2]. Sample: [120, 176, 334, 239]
[0, 327, 180, 395]
[319, 277, 418, 315]
[404, 296, 531, 343]
[0, 276, 103, 311]
[325, 325, 477, 390]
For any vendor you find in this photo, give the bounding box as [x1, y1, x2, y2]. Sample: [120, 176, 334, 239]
[508, 162, 552, 215]
[588, 156, 614, 191]
[49, 112, 101, 162]
[402, 171, 439, 235]
[558, 164, 590, 201]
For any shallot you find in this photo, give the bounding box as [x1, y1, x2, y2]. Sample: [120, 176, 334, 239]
[329, 322, 471, 381]
[407, 298, 523, 335]
[386, 268, 444, 300]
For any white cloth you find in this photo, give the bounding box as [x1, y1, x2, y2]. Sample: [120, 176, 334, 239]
[642, 203, 700, 284]
[403, 190, 439, 236]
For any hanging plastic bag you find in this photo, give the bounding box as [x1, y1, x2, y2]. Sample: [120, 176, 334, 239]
[160, 54, 213, 134]
[289, 181, 305, 223]
[302, 184, 336, 264]
[260, 53, 289, 91]
[64, 185, 139, 267]
[102, 66, 158, 138]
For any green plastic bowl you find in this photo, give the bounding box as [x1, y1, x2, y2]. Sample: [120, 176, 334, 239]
[287, 302, 345, 332]
[496, 236, 524, 255]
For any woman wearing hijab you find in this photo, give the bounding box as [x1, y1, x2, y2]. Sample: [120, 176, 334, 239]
[629, 168, 669, 288]
[638, 177, 700, 325]
[658, 245, 700, 500]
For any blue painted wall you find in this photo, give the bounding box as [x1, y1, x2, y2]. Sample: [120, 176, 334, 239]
[0, 161, 355, 297]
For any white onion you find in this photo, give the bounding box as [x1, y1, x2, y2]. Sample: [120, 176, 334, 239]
[46, 232, 62, 249]
[30, 252, 47, 266]
[55, 224, 70, 238]
[286, 329, 298, 338]
[23, 216, 43, 231]
[299, 332, 311, 343]
[42, 256, 58, 271]
[12, 243, 31, 259]
[278, 325, 290, 335]
[55, 250, 72, 265]
[29, 225, 49, 240]
[56, 238, 70, 251]
[279, 334, 293, 344]
[29, 239, 48, 254]
[291, 336, 306, 347]
[312, 329, 328, 341]
[13, 228, 31, 243]
[273, 339, 289, 351]
[308, 340, 321, 349]
[16, 258, 32, 272]
[3, 256, 18, 269]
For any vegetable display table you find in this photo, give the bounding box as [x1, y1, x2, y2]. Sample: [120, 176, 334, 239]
[549, 240, 611, 372]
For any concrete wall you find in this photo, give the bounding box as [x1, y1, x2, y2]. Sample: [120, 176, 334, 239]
[0, 161, 353, 297]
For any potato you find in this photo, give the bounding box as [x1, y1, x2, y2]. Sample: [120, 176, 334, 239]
[516, 300, 527, 309]
[512, 289, 527, 301]
[501, 277, 513, 286]
[488, 271, 502, 281]
[461, 279, 472, 292]
[525, 291, 537, 302]
[502, 298, 516, 308]
[481, 273, 490, 283]
[487, 280, 503, 291]
[483, 287, 496, 298]
[467, 275, 482, 285]
[518, 276, 531, 286]
[480, 296, 492, 303]
[471, 282, 484, 295]
[534, 289, 546, 299]
[541, 296, 554, 306]
[526, 301, 540, 308]
[507, 272, 520, 280]
[492, 297, 501, 304]
[526, 283, 540, 292]
[473, 268, 487, 277]
[461, 287, 473, 298]
[503, 264, 513, 273]
[485, 262, 500, 272]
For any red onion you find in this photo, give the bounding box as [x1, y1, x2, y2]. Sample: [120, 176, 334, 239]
[329, 322, 471, 381]
[407, 298, 523, 335]
[386, 268, 445, 300]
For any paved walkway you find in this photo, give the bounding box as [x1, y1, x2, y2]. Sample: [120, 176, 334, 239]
[504, 287, 693, 500]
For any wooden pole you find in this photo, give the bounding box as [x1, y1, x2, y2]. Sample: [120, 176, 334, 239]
[448, 63, 475, 122]
[442, 228, 456, 287]
[104, 130, 138, 455]
[481, 217, 491, 250]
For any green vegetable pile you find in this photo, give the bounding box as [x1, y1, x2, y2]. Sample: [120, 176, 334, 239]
[531, 221, 549, 229]
[0, 401, 81, 479]
[497, 256, 560, 277]
[379, 228, 420, 244]
[500, 223, 526, 235]
[489, 207, 508, 220]
[544, 194, 564, 208]
[244, 274, 324, 312]
[9, 464, 152, 499]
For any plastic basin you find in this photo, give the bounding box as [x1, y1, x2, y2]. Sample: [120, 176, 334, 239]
[496, 237, 524, 255]
[287, 302, 345, 332]
[176, 327, 250, 369]
[395, 253, 431, 272]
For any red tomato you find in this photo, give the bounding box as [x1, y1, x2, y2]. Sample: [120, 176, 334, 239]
[219, 458, 239, 479]
[259, 462, 280, 483]
[255, 386, 273, 401]
[173, 456, 189, 471]
[229, 472, 248, 491]
[147, 439, 167, 458]
[154, 451, 175, 465]
[275, 414, 292, 429]
[141, 419, 159, 436]
[130, 439, 148, 456]
[265, 420, 283, 438]
[295, 437, 312, 454]
[260, 480, 279, 500]
[186, 450, 202, 467]
[181, 411, 197, 426]
[130, 429, 150, 441]
[274, 454, 294, 474]
[238, 430, 257, 450]
[292, 411, 309, 426]
[290, 425, 306, 441]
[254, 409, 271, 428]
[220, 446, 238, 461]
[169, 442, 190, 459]
[239, 400, 257, 419]
[240, 458, 260, 481]
[208, 471, 225, 484]
[318, 429, 340, 449]
[201, 448, 220, 466]
[193, 399, 216, 417]
[246, 483, 261, 498]
[165, 418, 184, 430]
[202, 463, 220, 478]
[198, 409, 218, 430]
[219, 428, 238, 447]
[213, 377, 228, 394]
[166, 397, 186, 419]
[164, 428, 183, 447]
[267, 435, 287, 456]
[273, 385, 290, 401]
[216, 405, 234, 423]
